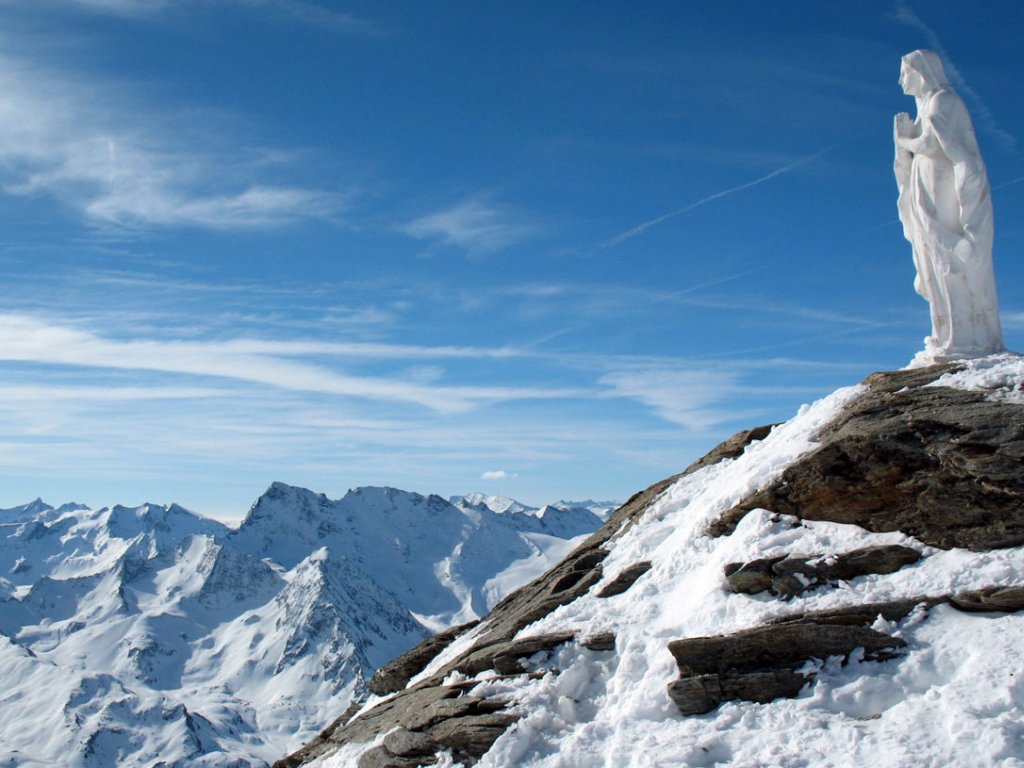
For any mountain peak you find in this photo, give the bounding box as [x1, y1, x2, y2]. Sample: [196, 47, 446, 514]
[0, 498, 54, 521]
[450, 492, 535, 516]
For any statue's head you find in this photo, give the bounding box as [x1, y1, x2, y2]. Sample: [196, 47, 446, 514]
[900, 49, 949, 97]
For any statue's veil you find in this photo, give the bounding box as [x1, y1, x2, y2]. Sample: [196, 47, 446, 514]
[902, 49, 949, 90]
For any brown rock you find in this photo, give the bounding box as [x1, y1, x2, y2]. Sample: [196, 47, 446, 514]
[723, 557, 782, 595]
[668, 669, 809, 715]
[710, 365, 1024, 551]
[949, 586, 1024, 613]
[724, 545, 921, 598]
[370, 620, 480, 696]
[597, 561, 653, 598]
[459, 632, 575, 676]
[582, 632, 616, 652]
[666, 604, 910, 716]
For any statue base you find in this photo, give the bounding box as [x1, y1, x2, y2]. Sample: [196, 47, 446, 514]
[907, 346, 1017, 369]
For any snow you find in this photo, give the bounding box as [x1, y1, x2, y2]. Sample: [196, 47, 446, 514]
[0, 486, 601, 767]
[319, 354, 1024, 767]
[451, 495, 607, 540]
[452, 493, 534, 516]
[926, 351, 1024, 404]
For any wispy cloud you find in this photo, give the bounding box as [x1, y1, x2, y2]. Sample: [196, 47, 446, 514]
[0, 385, 229, 401]
[52, 0, 369, 32]
[481, 470, 509, 480]
[599, 367, 751, 432]
[57, 0, 169, 15]
[597, 140, 848, 252]
[1001, 311, 1024, 331]
[893, 0, 1016, 152]
[236, 0, 369, 33]
[0, 313, 580, 412]
[0, 52, 342, 230]
[403, 197, 538, 254]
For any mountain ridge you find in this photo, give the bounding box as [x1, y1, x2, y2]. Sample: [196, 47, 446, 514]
[0, 484, 605, 767]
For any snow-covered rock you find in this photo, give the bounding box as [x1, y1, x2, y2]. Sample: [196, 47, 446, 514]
[293, 356, 1024, 768]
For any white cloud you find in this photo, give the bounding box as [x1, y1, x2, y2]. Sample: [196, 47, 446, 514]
[55, 0, 365, 32]
[481, 470, 508, 480]
[600, 367, 745, 431]
[0, 385, 228, 402]
[1001, 311, 1024, 331]
[0, 313, 583, 412]
[403, 198, 537, 254]
[0, 52, 341, 230]
[44, 0, 166, 15]
[236, 0, 367, 32]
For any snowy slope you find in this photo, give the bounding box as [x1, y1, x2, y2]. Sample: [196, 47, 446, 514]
[0, 485, 602, 767]
[305, 355, 1024, 768]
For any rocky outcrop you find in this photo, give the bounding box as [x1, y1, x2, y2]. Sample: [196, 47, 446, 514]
[667, 587, 1024, 716]
[724, 544, 922, 598]
[709, 365, 1024, 550]
[369, 620, 480, 696]
[597, 561, 652, 598]
[278, 681, 519, 768]
[667, 602, 912, 715]
[948, 585, 1024, 613]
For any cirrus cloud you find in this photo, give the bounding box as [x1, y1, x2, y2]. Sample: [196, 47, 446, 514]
[403, 197, 539, 254]
[0, 50, 343, 231]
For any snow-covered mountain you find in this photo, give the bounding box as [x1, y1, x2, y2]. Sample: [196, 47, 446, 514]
[0, 485, 604, 767]
[449, 494, 608, 538]
[287, 356, 1024, 768]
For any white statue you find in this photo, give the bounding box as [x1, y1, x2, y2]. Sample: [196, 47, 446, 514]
[894, 49, 1004, 363]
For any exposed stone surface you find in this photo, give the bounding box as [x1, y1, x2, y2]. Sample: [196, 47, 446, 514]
[597, 561, 652, 598]
[667, 604, 910, 715]
[471, 632, 576, 676]
[767, 598, 927, 626]
[355, 709, 520, 768]
[581, 632, 616, 652]
[667, 587, 1024, 717]
[949, 585, 1024, 613]
[275, 685, 517, 768]
[724, 545, 922, 598]
[369, 620, 480, 696]
[709, 365, 1024, 550]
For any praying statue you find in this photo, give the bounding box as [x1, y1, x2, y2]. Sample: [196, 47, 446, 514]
[894, 49, 1004, 363]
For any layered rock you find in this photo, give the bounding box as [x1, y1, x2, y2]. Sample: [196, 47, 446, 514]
[709, 365, 1024, 549]
[723, 544, 922, 598]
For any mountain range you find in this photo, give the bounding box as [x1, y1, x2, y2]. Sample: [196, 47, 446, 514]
[0, 485, 612, 767]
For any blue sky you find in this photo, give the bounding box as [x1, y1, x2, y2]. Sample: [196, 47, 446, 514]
[2, 0, 1023, 521]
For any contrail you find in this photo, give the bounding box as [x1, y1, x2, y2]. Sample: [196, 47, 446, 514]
[597, 139, 847, 252]
[994, 176, 1024, 191]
